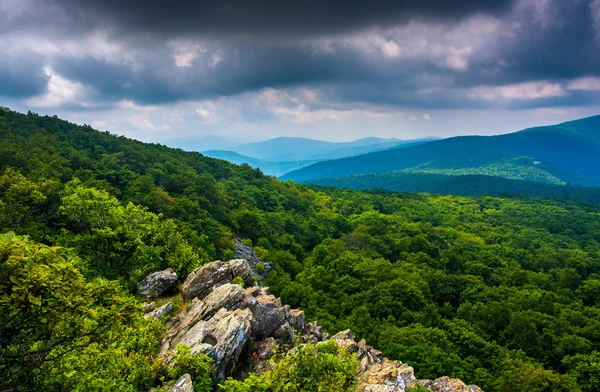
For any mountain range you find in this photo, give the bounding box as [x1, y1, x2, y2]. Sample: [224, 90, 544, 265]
[200, 136, 439, 175]
[282, 115, 600, 189]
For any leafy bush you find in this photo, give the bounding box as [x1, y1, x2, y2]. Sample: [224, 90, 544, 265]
[221, 340, 357, 391]
[169, 345, 214, 392]
[0, 233, 163, 391]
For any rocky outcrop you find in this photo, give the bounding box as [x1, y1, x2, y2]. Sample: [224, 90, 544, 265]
[181, 260, 253, 301]
[420, 377, 482, 392]
[159, 259, 482, 391]
[234, 239, 272, 279]
[137, 268, 178, 299]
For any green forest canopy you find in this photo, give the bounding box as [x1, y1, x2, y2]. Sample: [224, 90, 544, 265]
[1, 107, 600, 391]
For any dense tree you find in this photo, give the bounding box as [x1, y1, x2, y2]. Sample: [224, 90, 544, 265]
[0, 233, 163, 391]
[1, 107, 600, 391]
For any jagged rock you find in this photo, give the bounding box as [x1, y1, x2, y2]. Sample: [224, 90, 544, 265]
[137, 268, 178, 299]
[358, 358, 417, 391]
[234, 239, 272, 278]
[161, 285, 247, 354]
[143, 302, 156, 313]
[162, 258, 481, 392]
[181, 260, 253, 301]
[167, 374, 193, 392]
[421, 376, 482, 392]
[271, 322, 296, 344]
[161, 285, 254, 386]
[146, 302, 174, 320]
[241, 286, 290, 339]
[164, 306, 252, 386]
[288, 309, 306, 332]
[329, 329, 417, 392]
[302, 321, 328, 343]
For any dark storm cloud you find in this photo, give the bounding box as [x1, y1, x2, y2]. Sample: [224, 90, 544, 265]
[48, 0, 516, 38]
[489, 0, 600, 82]
[2, 0, 600, 111]
[0, 55, 48, 98]
[49, 39, 467, 106]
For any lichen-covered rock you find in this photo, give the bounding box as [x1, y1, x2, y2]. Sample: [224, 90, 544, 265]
[234, 239, 272, 278]
[329, 328, 418, 392]
[137, 268, 177, 299]
[143, 302, 156, 313]
[288, 309, 306, 332]
[167, 374, 193, 392]
[160, 285, 247, 355]
[163, 306, 252, 386]
[421, 376, 483, 392]
[145, 301, 173, 321]
[181, 260, 253, 301]
[241, 286, 289, 339]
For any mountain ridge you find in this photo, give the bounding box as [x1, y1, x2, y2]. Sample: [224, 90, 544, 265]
[281, 117, 600, 186]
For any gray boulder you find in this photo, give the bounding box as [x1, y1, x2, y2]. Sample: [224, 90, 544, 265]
[181, 260, 253, 301]
[240, 286, 290, 339]
[161, 301, 252, 386]
[137, 268, 178, 299]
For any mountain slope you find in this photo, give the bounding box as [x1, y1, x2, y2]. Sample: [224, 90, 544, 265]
[557, 114, 600, 144]
[307, 171, 600, 203]
[281, 121, 600, 186]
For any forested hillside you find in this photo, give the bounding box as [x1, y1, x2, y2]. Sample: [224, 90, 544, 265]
[2, 107, 600, 391]
[306, 171, 600, 203]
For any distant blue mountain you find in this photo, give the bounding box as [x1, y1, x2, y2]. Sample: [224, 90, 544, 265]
[230, 136, 440, 162]
[281, 115, 600, 187]
[201, 150, 319, 176]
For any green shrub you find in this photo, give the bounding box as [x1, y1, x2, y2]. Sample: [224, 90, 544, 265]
[0, 233, 164, 391]
[231, 276, 245, 287]
[169, 345, 214, 392]
[221, 340, 357, 391]
[256, 262, 266, 274]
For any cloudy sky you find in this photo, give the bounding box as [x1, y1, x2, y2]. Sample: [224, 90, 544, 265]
[2, 0, 600, 142]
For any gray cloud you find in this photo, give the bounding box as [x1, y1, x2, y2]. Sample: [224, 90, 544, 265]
[1, 0, 600, 116]
[46, 0, 516, 38]
[0, 54, 48, 98]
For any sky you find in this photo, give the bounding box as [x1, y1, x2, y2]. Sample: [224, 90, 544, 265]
[2, 0, 600, 143]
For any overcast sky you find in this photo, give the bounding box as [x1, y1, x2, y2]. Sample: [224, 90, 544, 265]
[2, 0, 600, 142]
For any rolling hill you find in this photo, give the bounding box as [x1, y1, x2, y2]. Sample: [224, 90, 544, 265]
[307, 171, 600, 204]
[281, 116, 600, 187]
